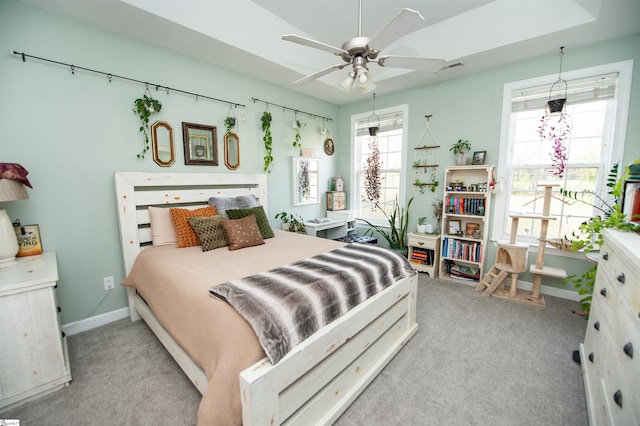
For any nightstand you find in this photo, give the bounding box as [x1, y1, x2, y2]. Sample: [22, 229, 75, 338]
[0, 252, 71, 410]
[327, 210, 356, 235]
[408, 232, 440, 277]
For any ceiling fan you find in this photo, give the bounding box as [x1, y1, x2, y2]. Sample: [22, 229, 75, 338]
[282, 0, 445, 94]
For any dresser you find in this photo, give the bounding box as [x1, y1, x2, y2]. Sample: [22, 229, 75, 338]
[0, 252, 71, 410]
[407, 232, 440, 277]
[580, 229, 640, 425]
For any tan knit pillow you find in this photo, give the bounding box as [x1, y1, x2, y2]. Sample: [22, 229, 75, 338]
[169, 206, 218, 248]
[220, 215, 265, 251]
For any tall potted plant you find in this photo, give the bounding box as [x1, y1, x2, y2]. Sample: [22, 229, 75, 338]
[359, 197, 414, 256]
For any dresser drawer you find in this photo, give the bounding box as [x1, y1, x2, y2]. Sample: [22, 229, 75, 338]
[612, 298, 640, 410]
[600, 346, 640, 425]
[593, 267, 620, 321]
[584, 304, 611, 385]
[599, 243, 640, 328]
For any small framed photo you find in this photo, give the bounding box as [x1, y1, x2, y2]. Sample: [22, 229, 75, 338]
[182, 122, 218, 166]
[472, 151, 486, 165]
[448, 220, 461, 235]
[621, 180, 640, 223]
[13, 223, 43, 257]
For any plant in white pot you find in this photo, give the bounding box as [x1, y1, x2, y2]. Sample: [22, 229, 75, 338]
[417, 217, 428, 233]
[450, 139, 471, 165]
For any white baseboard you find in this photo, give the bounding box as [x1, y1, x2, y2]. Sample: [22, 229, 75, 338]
[516, 280, 582, 302]
[62, 307, 130, 336]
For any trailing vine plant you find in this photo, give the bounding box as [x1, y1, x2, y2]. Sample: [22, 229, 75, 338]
[292, 119, 305, 150]
[299, 159, 310, 200]
[132, 93, 162, 158]
[364, 137, 382, 208]
[538, 110, 570, 178]
[223, 116, 236, 134]
[261, 110, 273, 172]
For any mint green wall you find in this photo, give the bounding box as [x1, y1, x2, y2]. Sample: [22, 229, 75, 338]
[0, 0, 338, 324]
[336, 34, 640, 290]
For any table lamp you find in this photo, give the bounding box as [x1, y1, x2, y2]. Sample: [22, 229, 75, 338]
[0, 176, 29, 268]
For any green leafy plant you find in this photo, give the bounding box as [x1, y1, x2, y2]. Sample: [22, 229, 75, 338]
[449, 139, 471, 155]
[418, 216, 427, 225]
[275, 211, 307, 234]
[261, 111, 273, 172]
[561, 163, 639, 313]
[223, 116, 236, 134]
[359, 196, 414, 252]
[132, 94, 162, 158]
[292, 119, 305, 149]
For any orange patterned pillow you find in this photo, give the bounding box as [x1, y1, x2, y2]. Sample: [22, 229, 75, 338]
[169, 206, 218, 248]
[220, 215, 265, 251]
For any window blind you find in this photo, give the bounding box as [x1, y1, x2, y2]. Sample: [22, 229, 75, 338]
[511, 72, 618, 112]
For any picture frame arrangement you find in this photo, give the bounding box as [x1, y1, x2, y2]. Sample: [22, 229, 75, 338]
[472, 151, 486, 165]
[13, 223, 43, 257]
[182, 122, 218, 166]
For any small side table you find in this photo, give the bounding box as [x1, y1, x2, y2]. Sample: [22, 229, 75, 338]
[408, 232, 440, 277]
[304, 218, 347, 239]
[0, 252, 71, 410]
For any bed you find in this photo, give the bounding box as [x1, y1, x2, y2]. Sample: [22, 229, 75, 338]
[114, 171, 418, 425]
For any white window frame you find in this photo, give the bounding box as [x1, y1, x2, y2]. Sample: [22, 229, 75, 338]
[492, 60, 633, 256]
[350, 104, 409, 226]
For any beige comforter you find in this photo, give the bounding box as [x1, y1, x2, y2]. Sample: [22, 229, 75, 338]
[122, 230, 345, 425]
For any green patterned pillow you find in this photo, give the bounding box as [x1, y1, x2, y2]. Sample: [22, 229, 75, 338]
[188, 215, 228, 251]
[225, 206, 274, 239]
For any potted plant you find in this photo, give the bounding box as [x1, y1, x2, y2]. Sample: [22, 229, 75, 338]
[132, 94, 162, 158]
[560, 163, 640, 314]
[417, 217, 428, 233]
[292, 119, 305, 149]
[223, 116, 237, 134]
[261, 111, 273, 172]
[275, 211, 307, 234]
[628, 157, 640, 177]
[450, 139, 471, 165]
[359, 197, 414, 256]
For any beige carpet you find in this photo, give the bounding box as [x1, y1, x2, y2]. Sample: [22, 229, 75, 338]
[1, 274, 588, 425]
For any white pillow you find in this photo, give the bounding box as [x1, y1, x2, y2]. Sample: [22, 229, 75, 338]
[148, 206, 177, 246]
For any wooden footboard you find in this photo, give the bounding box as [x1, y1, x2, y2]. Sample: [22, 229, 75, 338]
[240, 273, 418, 425]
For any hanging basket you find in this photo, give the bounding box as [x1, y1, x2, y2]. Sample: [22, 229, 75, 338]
[546, 78, 567, 114]
[368, 126, 379, 136]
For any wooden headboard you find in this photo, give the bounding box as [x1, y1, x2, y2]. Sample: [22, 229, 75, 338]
[114, 172, 268, 278]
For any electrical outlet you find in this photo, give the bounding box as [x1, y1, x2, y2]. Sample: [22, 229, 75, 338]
[103, 276, 115, 291]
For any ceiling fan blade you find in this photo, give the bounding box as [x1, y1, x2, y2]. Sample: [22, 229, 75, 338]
[378, 55, 445, 72]
[282, 34, 348, 57]
[368, 8, 425, 52]
[293, 64, 347, 85]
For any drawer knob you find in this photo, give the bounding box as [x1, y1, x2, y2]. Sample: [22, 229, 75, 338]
[613, 390, 623, 408]
[418, 241, 425, 246]
[57, 306, 62, 313]
[600, 288, 607, 297]
[617, 273, 625, 284]
[602, 252, 609, 261]
[588, 352, 594, 363]
[623, 342, 633, 359]
[593, 321, 600, 331]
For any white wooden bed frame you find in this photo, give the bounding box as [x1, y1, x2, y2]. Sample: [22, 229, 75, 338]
[114, 171, 418, 425]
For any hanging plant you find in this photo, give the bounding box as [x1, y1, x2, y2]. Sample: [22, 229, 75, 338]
[261, 111, 273, 172]
[223, 116, 236, 134]
[538, 111, 570, 178]
[364, 137, 382, 206]
[299, 159, 310, 200]
[292, 119, 305, 149]
[132, 94, 162, 158]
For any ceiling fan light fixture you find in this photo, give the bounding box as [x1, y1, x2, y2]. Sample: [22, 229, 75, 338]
[339, 72, 356, 93]
[358, 80, 376, 94]
[356, 67, 369, 85]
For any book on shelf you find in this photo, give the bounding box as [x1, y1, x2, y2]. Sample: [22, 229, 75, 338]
[447, 197, 485, 216]
[442, 237, 482, 263]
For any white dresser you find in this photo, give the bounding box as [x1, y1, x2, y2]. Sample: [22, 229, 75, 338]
[580, 229, 640, 425]
[0, 252, 71, 410]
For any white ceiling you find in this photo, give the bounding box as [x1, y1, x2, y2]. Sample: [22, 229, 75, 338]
[20, 0, 640, 105]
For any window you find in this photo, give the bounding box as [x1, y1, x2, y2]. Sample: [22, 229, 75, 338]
[492, 61, 632, 248]
[350, 105, 408, 225]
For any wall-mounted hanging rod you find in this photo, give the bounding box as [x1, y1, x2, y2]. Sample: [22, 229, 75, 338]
[251, 97, 332, 122]
[12, 50, 246, 108]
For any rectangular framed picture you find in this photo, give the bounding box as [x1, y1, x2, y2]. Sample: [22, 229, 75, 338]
[182, 122, 218, 166]
[448, 220, 461, 235]
[621, 180, 640, 223]
[13, 223, 43, 257]
[472, 151, 486, 165]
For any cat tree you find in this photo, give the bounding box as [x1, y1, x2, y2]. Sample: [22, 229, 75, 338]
[476, 183, 567, 307]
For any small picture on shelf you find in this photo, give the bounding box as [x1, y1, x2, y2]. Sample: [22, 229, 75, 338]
[448, 220, 461, 235]
[472, 151, 486, 165]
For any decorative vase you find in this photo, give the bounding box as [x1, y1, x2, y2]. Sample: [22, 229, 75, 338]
[417, 224, 427, 233]
[425, 223, 434, 234]
[455, 153, 467, 166]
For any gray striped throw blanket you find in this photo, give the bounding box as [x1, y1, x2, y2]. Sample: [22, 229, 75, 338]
[210, 243, 416, 364]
